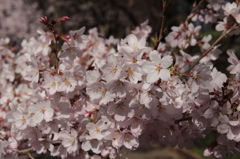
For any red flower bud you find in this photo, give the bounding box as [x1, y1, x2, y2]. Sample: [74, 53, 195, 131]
[63, 35, 71, 40]
[59, 16, 71, 22]
[39, 16, 48, 24]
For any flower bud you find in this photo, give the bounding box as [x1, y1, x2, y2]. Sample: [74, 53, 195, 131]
[38, 16, 48, 24]
[60, 16, 70, 22]
[56, 16, 71, 23]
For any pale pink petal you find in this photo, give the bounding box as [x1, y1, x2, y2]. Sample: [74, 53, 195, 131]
[81, 141, 91, 151]
[149, 51, 161, 64]
[142, 61, 155, 73]
[127, 34, 138, 47]
[33, 112, 44, 124]
[146, 72, 160, 83]
[44, 108, 54, 122]
[161, 55, 173, 68]
[159, 69, 170, 81]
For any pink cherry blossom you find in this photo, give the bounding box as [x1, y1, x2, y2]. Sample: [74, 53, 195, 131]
[42, 74, 62, 95]
[59, 128, 79, 154]
[86, 120, 107, 140]
[227, 50, 240, 80]
[142, 50, 173, 83]
[28, 100, 54, 124]
[80, 134, 104, 154]
[120, 34, 146, 53]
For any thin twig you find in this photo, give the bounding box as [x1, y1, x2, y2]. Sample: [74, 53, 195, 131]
[18, 147, 33, 154]
[185, 0, 205, 23]
[186, 23, 239, 74]
[27, 152, 35, 159]
[173, 146, 204, 159]
[17, 141, 61, 154]
[154, 0, 171, 50]
[157, 14, 166, 45]
[175, 116, 192, 124]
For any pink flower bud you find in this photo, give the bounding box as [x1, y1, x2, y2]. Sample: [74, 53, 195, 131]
[63, 35, 71, 40]
[39, 16, 48, 24]
[59, 34, 71, 42]
[59, 16, 71, 22]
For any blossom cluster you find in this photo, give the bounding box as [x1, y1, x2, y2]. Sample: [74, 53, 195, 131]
[1, 1, 240, 159]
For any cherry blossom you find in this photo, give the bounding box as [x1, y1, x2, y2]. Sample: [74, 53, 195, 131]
[10, 110, 29, 130]
[227, 49, 240, 80]
[59, 72, 77, 93]
[142, 50, 173, 83]
[59, 128, 79, 155]
[80, 134, 104, 154]
[28, 100, 54, 124]
[118, 34, 146, 53]
[42, 74, 62, 95]
[24, 55, 40, 86]
[222, 2, 238, 16]
[59, 43, 83, 61]
[86, 120, 107, 140]
[69, 27, 87, 45]
[101, 54, 122, 82]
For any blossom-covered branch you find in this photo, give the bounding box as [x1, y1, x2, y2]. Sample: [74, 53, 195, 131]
[1, 1, 240, 159]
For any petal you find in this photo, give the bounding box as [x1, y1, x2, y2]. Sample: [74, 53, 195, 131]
[44, 108, 54, 122]
[217, 123, 229, 134]
[142, 61, 155, 73]
[146, 71, 160, 83]
[33, 112, 44, 124]
[62, 139, 73, 147]
[114, 113, 126, 121]
[81, 141, 91, 151]
[161, 55, 173, 68]
[215, 23, 225, 31]
[204, 108, 214, 118]
[159, 69, 170, 81]
[229, 120, 239, 126]
[149, 51, 161, 64]
[127, 34, 138, 47]
[59, 131, 71, 139]
[71, 129, 78, 137]
[100, 92, 115, 105]
[138, 37, 146, 48]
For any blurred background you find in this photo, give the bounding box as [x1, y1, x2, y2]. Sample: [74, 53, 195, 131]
[1, 0, 240, 158]
[0, 0, 194, 43]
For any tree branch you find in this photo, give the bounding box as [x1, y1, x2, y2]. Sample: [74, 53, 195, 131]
[175, 116, 192, 124]
[185, 0, 205, 23]
[154, 0, 171, 50]
[18, 147, 33, 154]
[27, 152, 35, 159]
